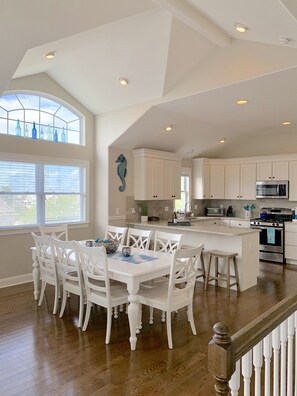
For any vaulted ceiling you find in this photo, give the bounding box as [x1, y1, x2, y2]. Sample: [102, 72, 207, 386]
[4, 0, 297, 158]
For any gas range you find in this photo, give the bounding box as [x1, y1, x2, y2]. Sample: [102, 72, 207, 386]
[250, 207, 293, 264]
[250, 218, 286, 228]
[250, 207, 293, 228]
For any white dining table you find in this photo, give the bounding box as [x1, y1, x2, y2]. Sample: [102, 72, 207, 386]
[31, 245, 172, 350]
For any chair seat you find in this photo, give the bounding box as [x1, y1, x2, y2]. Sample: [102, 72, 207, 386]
[89, 285, 128, 307]
[139, 285, 190, 311]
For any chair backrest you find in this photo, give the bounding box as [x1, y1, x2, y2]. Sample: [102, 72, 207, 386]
[76, 243, 111, 305]
[39, 224, 68, 241]
[168, 244, 204, 301]
[127, 228, 152, 249]
[105, 225, 128, 245]
[31, 232, 57, 282]
[153, 230, 183, 253]
[52, 237, 83, 288]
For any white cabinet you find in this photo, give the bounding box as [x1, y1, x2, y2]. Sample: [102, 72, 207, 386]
[225, 163, 256, 200]
[193, 161, 224, 199]
[257, 161, 288, 180]
[285, 222, 297, 264]
[133, 149, 181, 200]
[164, 160, 181, 199]
[289, 161, 297, 201]
[209, 165, 224, 199]
[192, 159, 210, 199]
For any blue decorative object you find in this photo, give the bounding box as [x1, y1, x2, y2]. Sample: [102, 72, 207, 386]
[267, 227, 275, 244]
[32, 122, 37, 139]
[116, 153, 127, 192]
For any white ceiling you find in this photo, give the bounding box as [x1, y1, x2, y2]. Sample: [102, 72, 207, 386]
[4, 0, 297, 158]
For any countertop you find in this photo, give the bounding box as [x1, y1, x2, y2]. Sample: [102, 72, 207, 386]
[127, 220, 259, 237]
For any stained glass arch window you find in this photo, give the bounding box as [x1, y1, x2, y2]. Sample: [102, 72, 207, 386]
[0, 92, 83, 145]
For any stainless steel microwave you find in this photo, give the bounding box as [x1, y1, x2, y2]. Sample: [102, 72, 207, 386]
[256, 180, 289, 199]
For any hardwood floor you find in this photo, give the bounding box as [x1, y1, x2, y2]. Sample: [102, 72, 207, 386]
[1, 261, 297, 396]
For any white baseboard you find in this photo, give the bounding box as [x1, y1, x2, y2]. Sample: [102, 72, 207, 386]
[0, 273, 32, 289]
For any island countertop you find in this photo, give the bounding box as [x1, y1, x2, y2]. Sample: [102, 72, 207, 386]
[127, 220, 260, 292]
[126, 220, 259, 237]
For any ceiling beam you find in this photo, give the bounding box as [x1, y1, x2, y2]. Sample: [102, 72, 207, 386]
[153, 0, 231, 48]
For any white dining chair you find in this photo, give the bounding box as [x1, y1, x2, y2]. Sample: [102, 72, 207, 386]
[105, 225, 128, 245]
[138, 244, 204, 349]
[39, 224, 68, 241]
[127, 228, 152, 249]
[153, 230, 183, 253]
[146, 230, 183, 323]
[31, 232, 60, 315]
[76, 243, 129, 344]
[52, 237, 85, 328]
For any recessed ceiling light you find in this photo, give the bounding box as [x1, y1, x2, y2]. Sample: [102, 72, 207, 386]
[235, 23, 248, 33]
[164, 125, 173, 132]
[219, 138, 226, 144]
[119, 78, 129, 86]
[43, 51, 56, 59]
[236, 99, 249, 105]
[282, 121, 291, 125]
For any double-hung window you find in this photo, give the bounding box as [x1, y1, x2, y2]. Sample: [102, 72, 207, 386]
[0, 157, 87, 228]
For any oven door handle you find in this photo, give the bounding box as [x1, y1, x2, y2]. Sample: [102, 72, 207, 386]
[250, 226, 283, 231]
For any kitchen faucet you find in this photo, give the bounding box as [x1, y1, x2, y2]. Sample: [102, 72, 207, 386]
[184, 201, 192, 217]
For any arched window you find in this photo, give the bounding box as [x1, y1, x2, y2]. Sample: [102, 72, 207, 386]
[0, 93, 83, 145]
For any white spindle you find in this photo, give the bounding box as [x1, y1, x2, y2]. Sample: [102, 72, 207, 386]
[272, 326, 280, 396]
[287, 314, 294, 396]
[230, 360, 240, 396]
[264, 333, 272, 396]
[253, 341, 263, 396]
[280, 320, 288, 396]
[242, 350, 252, 395]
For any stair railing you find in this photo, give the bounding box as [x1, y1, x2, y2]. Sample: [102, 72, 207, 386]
[208, 292, 297, 395]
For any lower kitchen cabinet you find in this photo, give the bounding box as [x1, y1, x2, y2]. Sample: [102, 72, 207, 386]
[285, 222, 297, 264]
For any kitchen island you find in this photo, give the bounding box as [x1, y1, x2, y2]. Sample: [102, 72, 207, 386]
[127, 220, 260, 292]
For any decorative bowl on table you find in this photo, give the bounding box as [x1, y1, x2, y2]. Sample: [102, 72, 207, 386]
[94, 238, 119, 254]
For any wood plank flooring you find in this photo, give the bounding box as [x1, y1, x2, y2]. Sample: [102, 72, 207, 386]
[1, 261, 297, 396]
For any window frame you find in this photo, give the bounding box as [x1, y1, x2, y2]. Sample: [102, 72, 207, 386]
[0, 91, 85, 146]
[0, 152, 89, 235]
[175, 167, 192, 212]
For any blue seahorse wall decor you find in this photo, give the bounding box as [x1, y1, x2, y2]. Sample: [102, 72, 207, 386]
[116, 154, 127, 192]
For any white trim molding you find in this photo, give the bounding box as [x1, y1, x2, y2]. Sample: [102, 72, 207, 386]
[0, 273, 32, 289]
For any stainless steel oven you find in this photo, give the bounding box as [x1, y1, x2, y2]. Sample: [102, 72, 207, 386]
[250, 207, 292, 264]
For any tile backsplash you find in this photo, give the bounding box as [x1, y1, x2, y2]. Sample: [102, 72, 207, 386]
[126, 196, 297, 221]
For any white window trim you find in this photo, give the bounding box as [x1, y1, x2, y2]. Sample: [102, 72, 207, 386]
[0, 151, 89, 234]
[2, 90, 85, 146]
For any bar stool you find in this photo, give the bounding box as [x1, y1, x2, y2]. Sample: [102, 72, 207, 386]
[204, 250, 240, 295]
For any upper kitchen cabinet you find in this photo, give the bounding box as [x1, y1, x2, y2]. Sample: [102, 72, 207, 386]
[193, 159, 224, 199]
[210, 164, 225, 199]
[164, 160, 181, 199]
[133, 149, 181, 200]
[225, 163, 256, 200]
[257, 161, 288, 181]
[289, 161, 297, 201]
[192, 159, 210, 199]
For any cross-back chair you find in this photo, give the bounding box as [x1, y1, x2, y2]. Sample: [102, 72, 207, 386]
[52, 237, 85, 328]
[76, 243, 128, 344]
[39, 224, 68, 241]
[31, 232, 60, 314]
[138, 244, 204, 349]
[127, 228, 152, 250]
[105, 225, 128, 245]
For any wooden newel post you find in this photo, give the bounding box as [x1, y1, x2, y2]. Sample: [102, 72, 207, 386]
[208, 322, 236, 395]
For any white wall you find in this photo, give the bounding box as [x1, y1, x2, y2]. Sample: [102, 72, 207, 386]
[0, 73, 96, 287]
